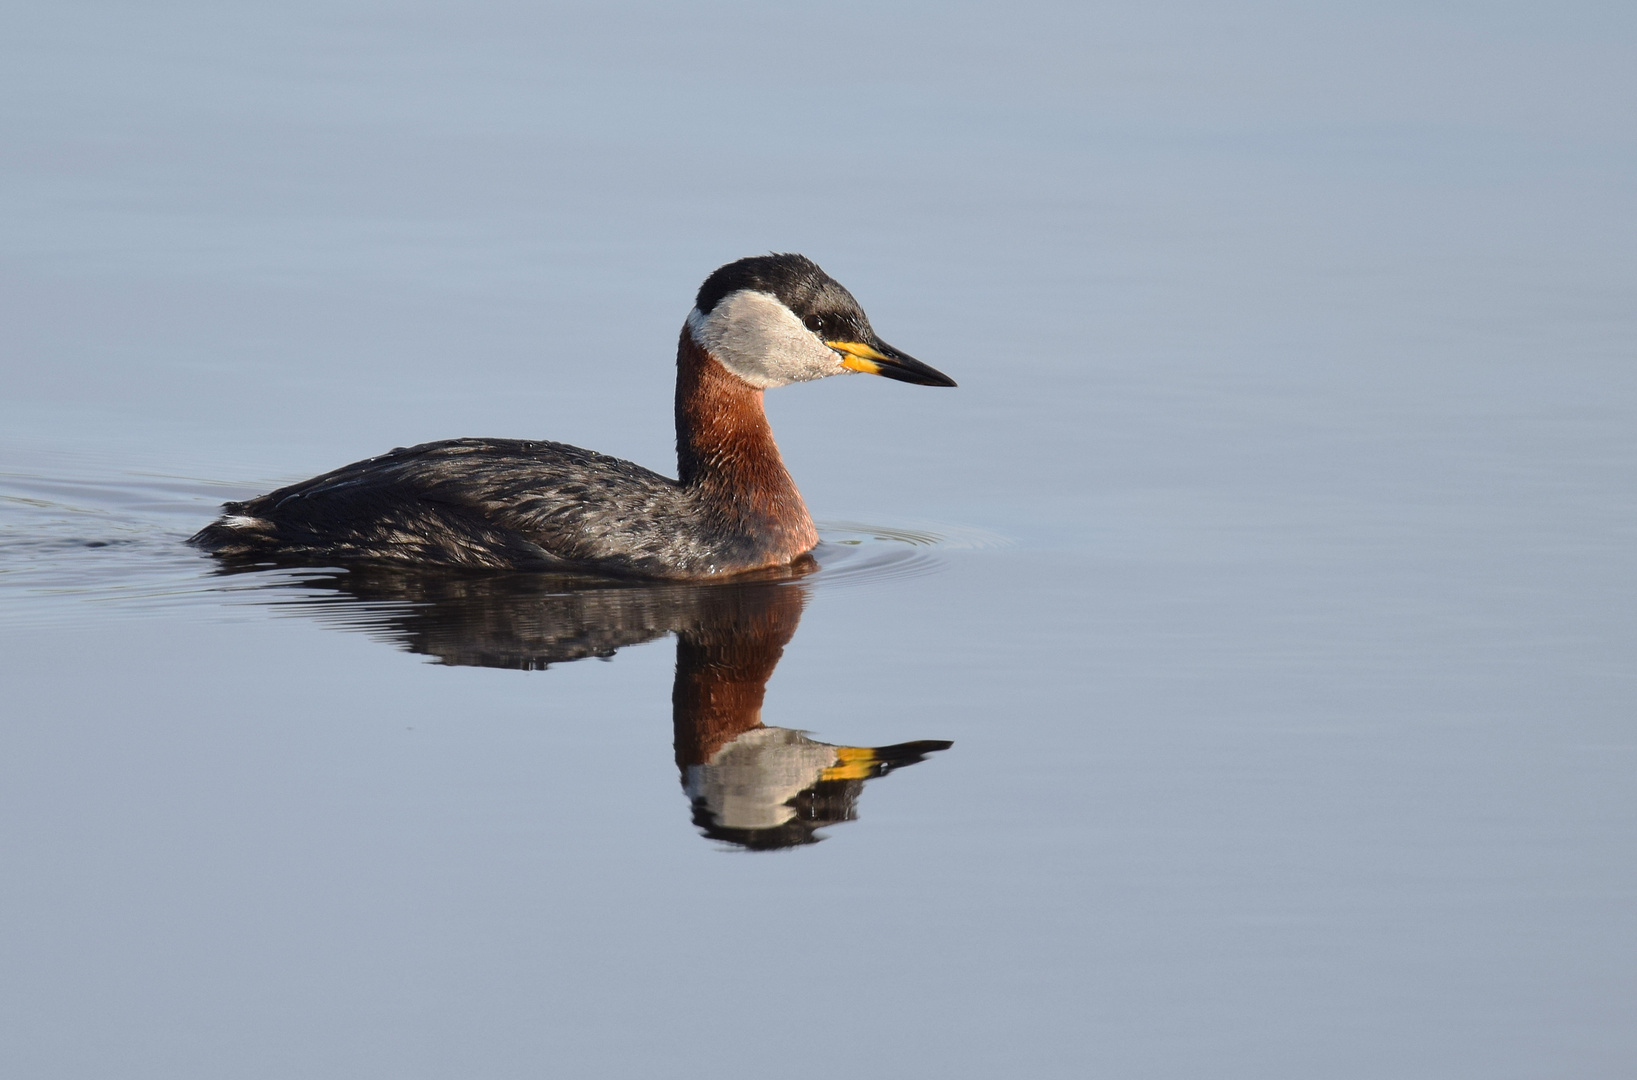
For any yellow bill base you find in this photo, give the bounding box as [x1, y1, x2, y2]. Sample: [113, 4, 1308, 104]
[828, 341, 889, 375]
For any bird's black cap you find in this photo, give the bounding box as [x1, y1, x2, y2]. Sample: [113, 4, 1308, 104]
[695, 253, 875, 344]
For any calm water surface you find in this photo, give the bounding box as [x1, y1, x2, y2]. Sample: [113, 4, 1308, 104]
[3, 3, 1635, 1077]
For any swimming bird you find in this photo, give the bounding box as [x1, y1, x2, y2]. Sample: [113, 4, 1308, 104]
[189, 254, 955, 579]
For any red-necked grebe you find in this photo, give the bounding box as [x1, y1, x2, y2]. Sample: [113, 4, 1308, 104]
[189, 253, 955, 579]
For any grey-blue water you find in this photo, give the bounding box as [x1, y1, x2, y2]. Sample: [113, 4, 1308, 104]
[4, 3, 1635, 1076]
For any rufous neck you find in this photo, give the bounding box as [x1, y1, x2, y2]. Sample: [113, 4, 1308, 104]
[674, 329, 805, 504]
[673, 327, 819, 566]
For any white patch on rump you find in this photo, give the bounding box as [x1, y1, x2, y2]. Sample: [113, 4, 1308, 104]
[222, 515, 267, 529]
[686, 290, 852, 389]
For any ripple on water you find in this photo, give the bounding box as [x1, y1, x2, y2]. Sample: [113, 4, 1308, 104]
[0, 471, 263, 623]
[810, 519, 1010, 588]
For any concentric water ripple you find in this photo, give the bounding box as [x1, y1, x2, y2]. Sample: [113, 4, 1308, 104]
[810, 519, 1010, 588]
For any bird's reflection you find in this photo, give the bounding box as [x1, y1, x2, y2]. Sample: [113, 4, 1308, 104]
[221, 557, 950, 849]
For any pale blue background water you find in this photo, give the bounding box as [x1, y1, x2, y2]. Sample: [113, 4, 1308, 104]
[3, 3, 1635, 1077]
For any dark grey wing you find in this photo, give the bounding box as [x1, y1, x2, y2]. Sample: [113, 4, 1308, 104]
[192, 438, 692, 572]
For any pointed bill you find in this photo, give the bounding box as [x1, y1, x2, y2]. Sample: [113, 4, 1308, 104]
[826, 340, 957, 387]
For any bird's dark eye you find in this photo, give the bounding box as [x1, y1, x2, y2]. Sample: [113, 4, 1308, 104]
[803, 314, 824, 335]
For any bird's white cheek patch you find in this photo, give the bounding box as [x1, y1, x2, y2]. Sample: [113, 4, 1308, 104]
[686, 291, 844, 389]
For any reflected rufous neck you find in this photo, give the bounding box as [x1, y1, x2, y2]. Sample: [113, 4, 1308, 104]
[674, 328, 818, 556]
[672, 583, 806, 767]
